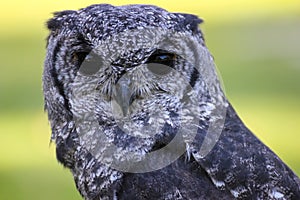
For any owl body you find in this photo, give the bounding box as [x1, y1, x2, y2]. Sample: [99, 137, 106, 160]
[43, 4, 300, 200]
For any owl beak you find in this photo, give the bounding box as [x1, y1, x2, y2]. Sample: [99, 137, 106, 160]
[113, 77, 132, 117]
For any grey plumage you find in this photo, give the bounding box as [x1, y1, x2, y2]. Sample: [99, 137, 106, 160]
[43, 4, 300, 200]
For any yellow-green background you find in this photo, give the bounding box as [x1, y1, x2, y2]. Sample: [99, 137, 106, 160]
[0, 0, 299, 199]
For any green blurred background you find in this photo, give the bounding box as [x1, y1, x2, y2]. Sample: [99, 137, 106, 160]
[0, 0, 299, 199]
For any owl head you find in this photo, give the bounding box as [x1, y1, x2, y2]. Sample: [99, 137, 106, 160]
[43, 4, 227, 172]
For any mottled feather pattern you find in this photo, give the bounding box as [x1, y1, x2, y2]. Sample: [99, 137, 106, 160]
[43, 4, 300, 200]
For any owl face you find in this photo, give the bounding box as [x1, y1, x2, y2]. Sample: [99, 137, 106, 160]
[71, 28, 200, 130]
[44, 4, 227, 172]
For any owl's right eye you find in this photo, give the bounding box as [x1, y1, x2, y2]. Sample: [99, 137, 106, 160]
[77, 51, 103, 76]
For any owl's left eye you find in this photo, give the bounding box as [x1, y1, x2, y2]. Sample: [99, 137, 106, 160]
[146, 50, 176, 76]
[78, 51, 103, 76]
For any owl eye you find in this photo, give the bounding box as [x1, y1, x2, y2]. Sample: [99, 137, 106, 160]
[78, 51, 103, 76]
[146, 50, 176, 76]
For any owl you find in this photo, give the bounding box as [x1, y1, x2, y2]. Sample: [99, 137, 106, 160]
[43, 4, 300, 200]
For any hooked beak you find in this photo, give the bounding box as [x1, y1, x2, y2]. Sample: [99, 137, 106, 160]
[113, 76, 133, 117]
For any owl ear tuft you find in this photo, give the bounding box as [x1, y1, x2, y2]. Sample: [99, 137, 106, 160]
[176, 13, 204, 34]
[47, 18, 61, 31]
[46, 10, 77, 31]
